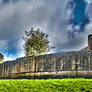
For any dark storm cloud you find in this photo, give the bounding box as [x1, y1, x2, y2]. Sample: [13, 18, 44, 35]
[0, 0, 68, 56]
[0, 0, 92, 59]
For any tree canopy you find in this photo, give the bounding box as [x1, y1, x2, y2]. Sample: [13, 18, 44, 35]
[23, 28, 54, 56]
[0, 53, 4, 63]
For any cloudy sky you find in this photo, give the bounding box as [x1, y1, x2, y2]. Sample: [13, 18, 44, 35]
[0, 0, 92, 61]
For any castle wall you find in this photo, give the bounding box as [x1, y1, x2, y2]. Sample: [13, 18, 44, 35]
[0, 51, 92, 78]
[88, 34, 92, 50]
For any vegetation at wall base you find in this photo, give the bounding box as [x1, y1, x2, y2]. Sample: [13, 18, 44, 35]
[0, 79, 91, 92]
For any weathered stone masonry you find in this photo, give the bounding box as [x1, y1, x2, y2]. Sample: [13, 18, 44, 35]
[0, 50, 92, 78]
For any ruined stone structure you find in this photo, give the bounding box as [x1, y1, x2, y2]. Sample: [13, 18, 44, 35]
[0, 35, 92, 78]
[88, 34, 92, 50]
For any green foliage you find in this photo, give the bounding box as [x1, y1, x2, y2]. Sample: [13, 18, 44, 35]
[0, 53, 4, 63]
[23, 28, 54, 56]
[0, 79, 91, 92]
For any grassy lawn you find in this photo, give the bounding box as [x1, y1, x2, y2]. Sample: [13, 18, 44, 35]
[0, 79, 91, 92]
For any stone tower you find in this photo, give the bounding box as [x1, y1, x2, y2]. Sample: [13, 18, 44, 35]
[88, 34, 92, 50]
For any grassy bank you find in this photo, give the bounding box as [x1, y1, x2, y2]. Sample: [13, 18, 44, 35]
[0, 79, 91, 92]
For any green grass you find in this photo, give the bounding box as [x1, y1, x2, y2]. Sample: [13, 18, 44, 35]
[0, 79, 91, 92]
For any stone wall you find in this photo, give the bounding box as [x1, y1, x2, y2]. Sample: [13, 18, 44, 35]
[0, 51, 92, 78]
[88, 34, 92, 50]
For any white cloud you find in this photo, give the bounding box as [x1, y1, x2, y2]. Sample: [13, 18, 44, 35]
[0, 40, 8, 51]
[85, 0, 92, 4]
[3, 53, 15, 61]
